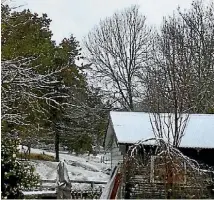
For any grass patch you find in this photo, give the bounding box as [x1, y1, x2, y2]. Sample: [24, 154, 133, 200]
[17, 152, 55, 161]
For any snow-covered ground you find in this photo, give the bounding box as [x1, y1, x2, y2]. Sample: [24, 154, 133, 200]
[18, 146, 111, 189]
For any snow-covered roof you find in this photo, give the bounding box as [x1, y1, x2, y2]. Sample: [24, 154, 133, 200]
[109, 111, 214, 149]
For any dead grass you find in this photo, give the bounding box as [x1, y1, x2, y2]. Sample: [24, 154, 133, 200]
[17, 152, 55, 161]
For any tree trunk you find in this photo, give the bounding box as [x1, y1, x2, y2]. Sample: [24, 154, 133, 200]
[55, 131, 60, 162]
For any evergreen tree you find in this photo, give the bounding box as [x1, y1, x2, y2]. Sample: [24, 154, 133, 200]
[1, 3, 108, 160]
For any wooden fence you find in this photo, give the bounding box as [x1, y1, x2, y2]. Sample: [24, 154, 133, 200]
[40, 179, 107, 189]
[23, 179, 107, 199]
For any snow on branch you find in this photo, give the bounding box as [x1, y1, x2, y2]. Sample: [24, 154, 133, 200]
[127, 137, 214, 175]
[1, 58, 68, 125]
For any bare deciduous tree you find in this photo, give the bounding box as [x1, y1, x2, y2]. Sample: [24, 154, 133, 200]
[143, 0, 214, 147]
[144, 0, 214, 114]
[145, 16, 191, 147]
[178, 0, 214, 113]
[84, 5, 151, 110]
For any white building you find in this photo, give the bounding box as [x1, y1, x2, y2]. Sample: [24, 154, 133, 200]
[104, 111, 214, 170]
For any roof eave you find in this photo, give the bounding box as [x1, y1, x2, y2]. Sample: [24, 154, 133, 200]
[118, 141, 214, 149]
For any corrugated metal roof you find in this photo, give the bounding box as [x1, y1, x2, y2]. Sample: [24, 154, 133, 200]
[110, 111, 214, 149]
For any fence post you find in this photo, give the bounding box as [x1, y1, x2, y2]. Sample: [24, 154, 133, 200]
[40, 180, 43, 190]
[91, 182, 94, 190]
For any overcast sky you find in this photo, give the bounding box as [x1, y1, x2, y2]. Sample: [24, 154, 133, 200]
[10, 0, 212, 44]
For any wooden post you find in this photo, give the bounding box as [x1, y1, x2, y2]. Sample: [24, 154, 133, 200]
[40, 180, 42, 190]
[91, 182, 94, 190]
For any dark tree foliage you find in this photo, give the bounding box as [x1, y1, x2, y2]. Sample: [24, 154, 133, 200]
[1, 3, 108, 162]
[1, 134, 39, 199]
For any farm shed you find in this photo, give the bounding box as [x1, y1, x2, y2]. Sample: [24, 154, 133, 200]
[104, 111, 214, 198]
[104, 111, 214, 169]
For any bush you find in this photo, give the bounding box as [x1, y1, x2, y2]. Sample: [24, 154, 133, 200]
[1, 135, 39, 199]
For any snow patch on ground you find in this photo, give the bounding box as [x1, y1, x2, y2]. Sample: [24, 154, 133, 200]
[18, 146, 111, 184]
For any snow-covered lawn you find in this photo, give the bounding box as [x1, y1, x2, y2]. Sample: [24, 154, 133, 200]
[18, 146, 111, 189]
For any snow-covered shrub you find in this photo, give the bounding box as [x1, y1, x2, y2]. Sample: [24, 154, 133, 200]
[1, 134, 39, 199]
